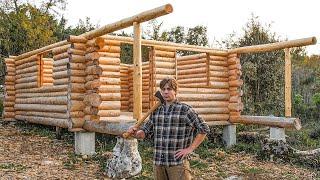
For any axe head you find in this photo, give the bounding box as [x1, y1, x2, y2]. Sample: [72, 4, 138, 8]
[155, 91, 165, 104]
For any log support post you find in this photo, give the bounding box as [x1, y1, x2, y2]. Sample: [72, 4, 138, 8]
[223, 125, 236, 147]
[133, 22, 142, 120]
[74, 132, 95, 155]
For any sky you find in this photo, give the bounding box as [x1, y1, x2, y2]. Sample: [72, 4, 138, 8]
[62, 0, 320, 55]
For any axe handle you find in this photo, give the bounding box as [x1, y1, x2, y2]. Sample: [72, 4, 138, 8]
[123, 101, 162, 138]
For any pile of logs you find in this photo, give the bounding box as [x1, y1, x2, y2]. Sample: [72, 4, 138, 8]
[3, 57, 15, 121]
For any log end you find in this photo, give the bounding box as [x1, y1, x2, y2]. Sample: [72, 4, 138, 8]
[293, 117, 302, 130]
[164, 4, 173, 13]
[311, 36, 317, 45]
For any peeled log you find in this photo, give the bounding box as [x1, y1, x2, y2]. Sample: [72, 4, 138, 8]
[230, 115, 301, 130]
[200, 114, 230, 121]
[98, 110, 121, 117]
[15, 96, 68, 105]
[15, 104, 67, 113]
[194, 107, 229, 114]
[183, 101, 229, 108]
[16, 111, 68, 119]
[99, 101, 121, 110]
[178, 93, 229, 101]
[15, 115, 69, 128]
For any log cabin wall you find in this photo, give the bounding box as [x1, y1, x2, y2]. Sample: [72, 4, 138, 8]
[176, 53, 230, 123]
[42, 58, 54, 86]
[67, 40, 87, 128]
[9, 47, 71, 128]
[227, 53, 243, 121]
[3, 57, 16, 121]
[84, 37, 122, 122]
[120, 63, 130, 112]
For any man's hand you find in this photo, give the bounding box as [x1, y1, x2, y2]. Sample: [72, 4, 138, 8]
[126, 126, 145, 139]
[174, 147, 193, 159]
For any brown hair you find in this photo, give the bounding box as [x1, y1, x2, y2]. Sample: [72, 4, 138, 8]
[160, 77, 178, 92]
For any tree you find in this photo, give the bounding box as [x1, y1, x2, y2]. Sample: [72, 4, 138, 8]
[220, 15, 286, 116]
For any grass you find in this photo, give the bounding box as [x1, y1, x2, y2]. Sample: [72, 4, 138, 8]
[0, 163, 27, 172]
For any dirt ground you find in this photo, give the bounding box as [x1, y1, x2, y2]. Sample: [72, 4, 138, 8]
[0, 121, 318, 180]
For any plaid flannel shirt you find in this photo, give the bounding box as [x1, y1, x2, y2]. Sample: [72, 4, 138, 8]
[141, 100, 210, 166]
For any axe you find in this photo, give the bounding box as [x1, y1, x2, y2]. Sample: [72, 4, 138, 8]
[123, 91, 165, 138]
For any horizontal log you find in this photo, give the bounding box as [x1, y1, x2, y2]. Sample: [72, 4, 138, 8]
[100, 65, 120, 72]
[200, 114, 230, 121]
[15, 76, 37, 84]
[210, 77, 229, 82]
[178, 87, 229, 94]
[53, 65, 67, 72]
[16, 111, 68, 119]
[210, 65, 228, 72]
[15, 85, 68, 93]
[15, 115, 69, 128]
[69, 54, 86, 63]
[71, 93, 84, 101]
[100, 93, 121, 101]
[230, 115, 301, 130]
[67, 35, 87, 43]
[210, 82, 229, 89]
[16, 91, 67, 98]
[178, 73, 207, 80]
[16, 61, 38, 70]
[16, 66, 38, 75]
[15, 55, 38, 66]
[155, 50, 175, 58]
[99, 101, 121, 110]
[178, 67, 206, 75]
[210, 71, 229, 78]
[194, 107, 229, 114]
[15, 82, 38, 89]
[185, 101, 229, 108]
[178, 63, 206, 70]
[99, 52, 120, 58]
[98, 57, 120, 65]
[209, 60, 228, 67]
[99, 45, 120, 53]
[209, 55, 227, 61]
[229, 37, 317, 54]
[178, 93, 229, 101]
[177, 77, 207, 84]
[67, 48, 86, 56]
[53, 58, 69, 66]
[154, 61, 175, 69]
[176, 53, 207, 61]
[53, 52, 69, 61]
[98, 110, 121, 117]
[15, 96, 68, 105]
[83, 118, 135, 135]
[52, 45, 70, 55]
[71, 43, 87, 51]
[15, 104, 67, 113]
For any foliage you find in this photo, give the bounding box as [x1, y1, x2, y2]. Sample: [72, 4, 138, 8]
[220, 15, 287, 116]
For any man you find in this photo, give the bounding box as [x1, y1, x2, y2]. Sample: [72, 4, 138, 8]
[127, 77, 210, 180]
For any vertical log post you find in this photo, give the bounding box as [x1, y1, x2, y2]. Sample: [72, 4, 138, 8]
[133, 22, 142, 120]
[285, 48, 292, 117]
